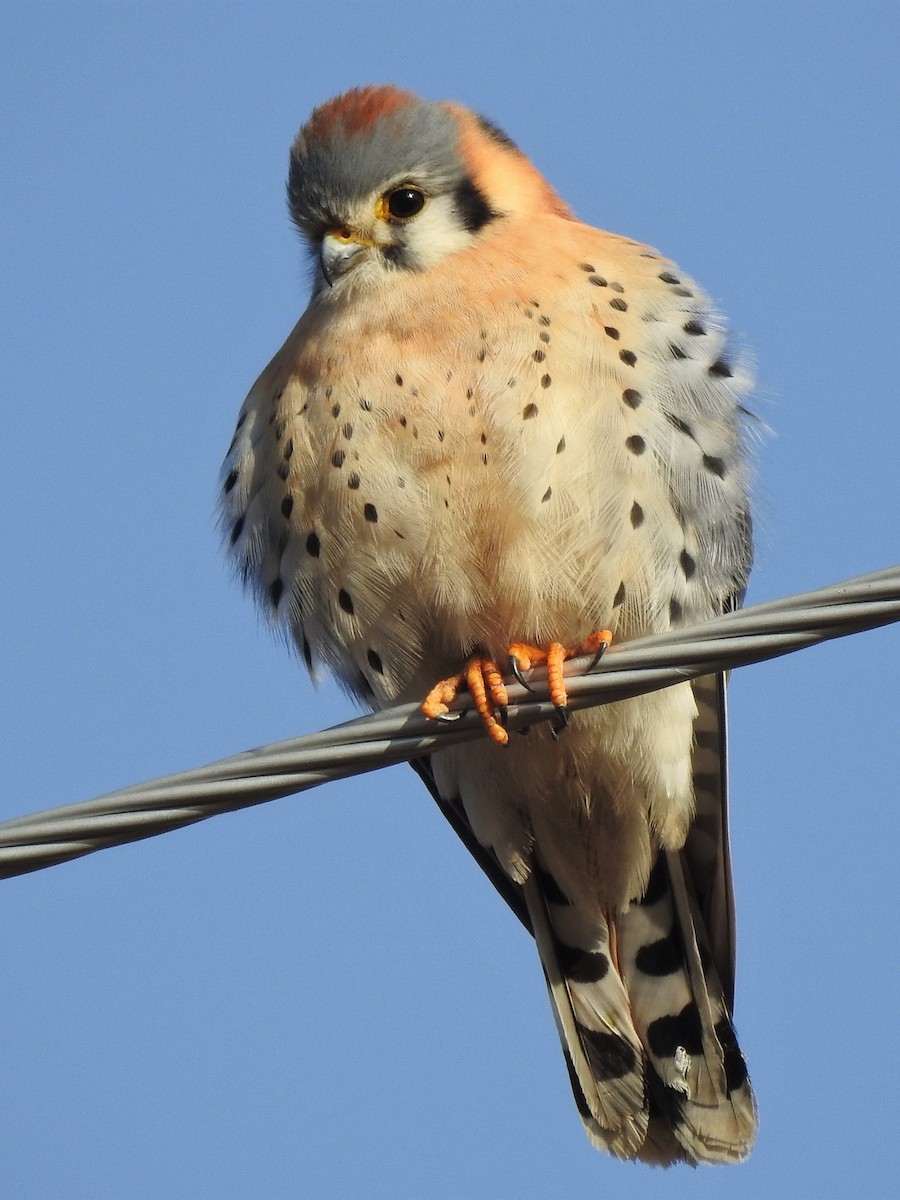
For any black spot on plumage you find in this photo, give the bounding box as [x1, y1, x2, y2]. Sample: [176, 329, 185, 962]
[533, 349, 545, 362]
[680, 549, 696, 579]
[281, 494, 294, 518]
[588, 274, 607, 287]
[648, 1002, 705, 1059]
[274, 418, 286, 440]
[540, 374, 552, 388]
[630, 501, 644, 528]
[277, 463, 289, 481]
[613, 581, 626, 607]
[670, 597, 683, 622]
[637, 856, 669, 906]
[223, 469, 238, 494]
[476, 347, 486, 362]
[437, 429, 445, 441]
[283, 438, 294, 460]
[609, 281, 625, 293]
[579, 262, 596, 272]
[343, 423, 354, 439]
[715, 1018, 750, 1092]
[558, 944, 610, 983]
[364, 503, 378, 522]
[399, 415, 407, 428]
[683, 319, 706, 336]
[331, 449, 345, 468]
[359, 397, 373, 412]
[610, 297, 628, 312]
[703, 454, 727, 478]
[367, 648, 384, 674]
[331, 402, 341, 418]
[709, 359, 733, 378]
[454, 176, 497, 233]
[538, 314, 551, 327]
[230, 515, 245, 545]
[636, 927, 683, 976]
[620, 349, 637, 367]
[625, 435, 646, 455]
[580, 1028, 637, 1081]
[347, 471, 361, 490]
[523, 307, 533, 319]
[666, 412, 695, 437]
[672, 286, 694, 297]
[556, 435, 566, 454]
[523, 403, 538, 419]
[604, 325, 620, 340]
[622, 388, 642, 408]
[541, 486, 552, 503]
[269, 578, 284, 608]
[301, 634, 313, 671]
[659, 271, 680, 284]
[338, 588, 354, 615]
[669, 343, 688, 360]
[306, 531, 320, 557]
[395, 374, 403, 386]
[539, 330, 550, 344]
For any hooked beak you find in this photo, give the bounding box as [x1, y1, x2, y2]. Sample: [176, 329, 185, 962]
[320, 229, 375, 287]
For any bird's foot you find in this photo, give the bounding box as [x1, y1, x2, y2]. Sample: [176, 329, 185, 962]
[421, 631, 612, 746]
[508, 632, 612, 735]
[422, 655, 510, 745]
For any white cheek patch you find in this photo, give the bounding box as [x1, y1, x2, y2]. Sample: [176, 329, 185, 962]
[393, 194, 476, 270]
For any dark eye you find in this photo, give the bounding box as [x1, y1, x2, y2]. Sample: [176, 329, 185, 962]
[385, 187, 427, 220]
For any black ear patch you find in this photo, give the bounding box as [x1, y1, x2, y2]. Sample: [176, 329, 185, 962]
[454, 176, 499, 233]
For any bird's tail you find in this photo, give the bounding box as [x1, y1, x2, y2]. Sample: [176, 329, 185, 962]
[523, 851, 757, 1165]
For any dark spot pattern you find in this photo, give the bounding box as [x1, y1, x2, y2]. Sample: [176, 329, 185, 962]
[539, 331, 550, 344]
[630, 501, 644, 528]
[680, 550, 696, 579]
[579, 262, 595, 272]
[230, 515, 245, 545]
[538, 315, 551, 327]
[523, 403, 538, 420]
[709, 359, 733, 378]
[331, 402, 341, 417]
[636, 928, 683, 976]
[667, 413, 694, 437]
[622, 388, 642, 408]
[338, 588, 354, 614]
[277, 463, 289, 481]
[620, 349, 637, 367]
[540, 374, 552, 388]
[348, 472, 360, 490]
[670, 344, 688, 360]
[301, 634, 313, 671]
[670, 597, 683, 622]
[342, 423, 354, 439]
[613, 581, 626, 607]
[581, 1028, 637, 1080]
[683, 320, 706, 336]
[609, 282, 625, 294]
[364, 503, 378, 522]
[359, 397, 373, 412]
[625, 435, 646, 455]
[541, 486, 552, 503]
[283, 438, 294, 460]
[647, 1002, 704, 1059]
[558, 944, 610, 983]
[281, 495, 294, 518]
[588, 275, 607, 287]
[223, 469, 238, 494]
[367, 648, 384, 674]
[556, 436, 566, 454]
[610, 298, 628, 312]
[604, 326, 620, 340]
[533, 350, 545, 362]
[395, 374, 403, 386]
[659, 271, 680, 285]
[702, 454, 727, 478]
[331, 450, 345, 468]
[672, 286, 694, 298]
[269, 578, 284, 608]
[306, 532, 320, 557]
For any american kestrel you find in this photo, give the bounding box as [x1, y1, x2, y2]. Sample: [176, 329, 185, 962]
[221, 85, 757, 1165]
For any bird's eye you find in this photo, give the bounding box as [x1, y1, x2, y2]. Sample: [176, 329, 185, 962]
[384, 187, 427, 221]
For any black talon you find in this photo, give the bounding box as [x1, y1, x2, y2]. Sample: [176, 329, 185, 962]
[550, 706, 570, 740]
[498, 705, 509, 726]
[509, 655, 535, 692]
[587, 640, 610, 672]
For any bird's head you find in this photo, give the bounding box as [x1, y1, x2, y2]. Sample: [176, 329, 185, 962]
[287, 85, 572, 292]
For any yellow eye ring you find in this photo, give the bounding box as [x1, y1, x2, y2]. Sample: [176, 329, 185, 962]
[379, 186, 427, 222]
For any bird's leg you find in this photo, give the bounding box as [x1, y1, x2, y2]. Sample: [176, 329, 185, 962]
[422, 631, 612, 746]
[422, 656, 510, 745]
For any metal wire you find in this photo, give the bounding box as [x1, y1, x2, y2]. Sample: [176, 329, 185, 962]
[2, 564, 898, 881]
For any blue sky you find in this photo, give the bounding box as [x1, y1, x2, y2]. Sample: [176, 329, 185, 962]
[2, 3, 898, 1197]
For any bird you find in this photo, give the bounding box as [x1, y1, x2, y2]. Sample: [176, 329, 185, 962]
[220, 84, 757, 1166]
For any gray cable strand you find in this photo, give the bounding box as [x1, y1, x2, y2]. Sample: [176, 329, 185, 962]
[2, 564, 898, 880]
